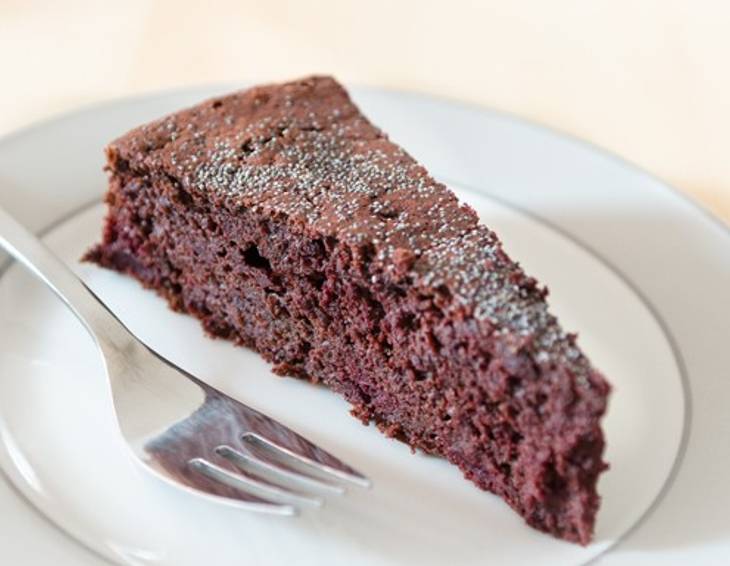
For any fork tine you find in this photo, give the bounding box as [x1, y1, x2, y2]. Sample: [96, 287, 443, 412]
[216, 445, 346, 495]
[241, 432, 372, 488]
[189, 458, 323, 508]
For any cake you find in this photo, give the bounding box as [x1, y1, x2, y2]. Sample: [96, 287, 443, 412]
[86, 76, 610, 544]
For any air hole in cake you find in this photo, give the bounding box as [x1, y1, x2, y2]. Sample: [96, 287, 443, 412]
[240, 140, 255, 156]
[308, 273, 325, 290]
[388, 285, 406, 299]
[398, 312, 418, 331]
[324, 236, 338, 251]
[435, 284, 452, 300]
[426, 330, 443, 352]
[163, 172, 182, 188]
[417, 293, 432, 304]
[357, 242, 376, 263]
[355, 285, 385, 321]
[375, 207, 400, 221]
[116, 158, 130, 173]
[212, 101, 223, 109]
[506, 376, 521, 395]
[414, 370, 430, 382]
[174, 186, 193, 207]
[310, 238, 326, 259]
[242, 245, 271, 271]
[544, 463, 568, 496]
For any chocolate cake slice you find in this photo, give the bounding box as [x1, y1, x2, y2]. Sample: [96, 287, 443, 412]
[86, 76, 610, 544]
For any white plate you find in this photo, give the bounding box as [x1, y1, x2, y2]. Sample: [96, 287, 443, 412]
[0, 86, 727, 565]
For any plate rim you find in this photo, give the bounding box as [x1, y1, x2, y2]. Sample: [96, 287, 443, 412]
[0, 82, 725, 564]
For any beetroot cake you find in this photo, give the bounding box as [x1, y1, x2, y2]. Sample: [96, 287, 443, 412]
[86, 76, 610, 544]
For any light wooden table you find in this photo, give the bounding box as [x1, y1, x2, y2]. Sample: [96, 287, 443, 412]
[1, 0, 728, 224]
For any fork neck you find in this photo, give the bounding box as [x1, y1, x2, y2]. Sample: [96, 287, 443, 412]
[0, 205, 133, 351]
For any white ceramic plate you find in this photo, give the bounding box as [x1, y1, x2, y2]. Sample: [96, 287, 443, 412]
[0, 86, 727, 565]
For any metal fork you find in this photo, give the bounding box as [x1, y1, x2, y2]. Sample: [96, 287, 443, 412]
[0, 205, 369, 515]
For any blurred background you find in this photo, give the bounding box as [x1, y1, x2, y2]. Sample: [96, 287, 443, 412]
[1, 0, 728, 223]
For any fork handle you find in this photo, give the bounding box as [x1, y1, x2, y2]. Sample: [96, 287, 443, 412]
[0, 205, 129, 349]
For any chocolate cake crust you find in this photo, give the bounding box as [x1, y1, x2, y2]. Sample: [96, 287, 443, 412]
[87, 76, 610, 544]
